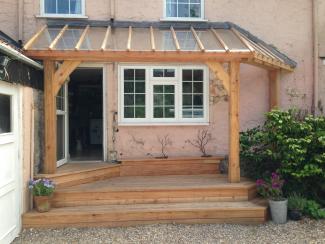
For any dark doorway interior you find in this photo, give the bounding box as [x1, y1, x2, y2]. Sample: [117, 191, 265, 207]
[69, 68, 103, 161]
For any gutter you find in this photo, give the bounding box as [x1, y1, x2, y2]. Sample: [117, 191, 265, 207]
[0, 42, 43, 70]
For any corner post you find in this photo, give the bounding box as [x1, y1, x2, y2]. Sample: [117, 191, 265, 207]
[228, 61, 241, 183]
[43, 60, 57, 174]
[269, 70, 280, 110]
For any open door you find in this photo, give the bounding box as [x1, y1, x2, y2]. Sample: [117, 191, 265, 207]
[56, 84, 69, 167]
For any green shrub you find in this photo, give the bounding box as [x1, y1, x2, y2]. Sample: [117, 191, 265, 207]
[288, 193, 306, 211]
[240, 109, 325, 204]
[304, 200, 325, 219]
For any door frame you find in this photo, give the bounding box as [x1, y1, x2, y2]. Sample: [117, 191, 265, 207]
[0, 80, 21, 243]
[67, 63, 107, 163]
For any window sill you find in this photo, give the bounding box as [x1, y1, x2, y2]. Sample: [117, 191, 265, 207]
[35, 14, 89, 19]
[160, 18, 209, 22]
[118, 122, 210, 127]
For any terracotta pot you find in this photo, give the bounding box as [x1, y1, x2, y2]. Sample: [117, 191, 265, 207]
[34, 195, 52, 213]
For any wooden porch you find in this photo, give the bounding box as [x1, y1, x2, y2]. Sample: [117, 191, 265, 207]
[23, 157, 268, 227]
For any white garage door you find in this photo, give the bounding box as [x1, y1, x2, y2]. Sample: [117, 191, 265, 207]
[0, 81, 21, 244]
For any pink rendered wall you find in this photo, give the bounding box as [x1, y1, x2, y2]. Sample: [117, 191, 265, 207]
[17, 0, 313, 158]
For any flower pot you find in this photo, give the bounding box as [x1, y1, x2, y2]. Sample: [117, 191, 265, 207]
[34, 195, 52, 213]
[269, 199, 288, 224]
[288, 210, 303, 221]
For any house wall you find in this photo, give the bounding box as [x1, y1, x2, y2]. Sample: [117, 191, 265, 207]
[17, 0, 314, 158]
[0, 0, 19, 40]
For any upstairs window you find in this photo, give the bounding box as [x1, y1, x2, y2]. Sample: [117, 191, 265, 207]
[165, 0, 203, 20]
[42, 0, 85, 17]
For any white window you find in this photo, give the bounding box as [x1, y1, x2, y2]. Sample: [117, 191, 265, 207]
[164, 0, 204, 20]
[119, 65, 209, 125]
[41, 0, 85, 17]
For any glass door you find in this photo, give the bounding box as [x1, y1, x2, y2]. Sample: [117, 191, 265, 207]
[56, 84, 69, 167]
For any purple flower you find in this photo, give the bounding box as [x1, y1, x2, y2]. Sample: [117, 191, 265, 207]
[272, 183, 280, 189]
[271, 172, 278, 179]
[256, 179, 265, 186]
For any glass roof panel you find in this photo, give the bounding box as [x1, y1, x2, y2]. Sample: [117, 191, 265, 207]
[198, 30, 224, 51]
[30, 28, 60, 49]
[80, 27, 106, 50]
[132, 28, 151, 51]
[109, 28, 129, 50]
[56, 28, 83, 50]
[176, 30, 199, 51]
[155, 30, 176, 51]
[215, 29, 248, 51]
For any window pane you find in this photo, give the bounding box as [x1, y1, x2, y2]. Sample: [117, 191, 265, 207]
[178, 4, 189, 17]
[154, 107, 164, 118]
[57, 115, 65, 160]
[190, 4, 201, 17]
[135, 107, 145, 118]
[165, 107, 175, 118]
[124, 69, 134, 80]
[0, 94, 11, 134]
[124, 94, 134, 105]
[153, 85, 175, 119]
[135, 69, 145, 81]
[165, 94, 174, 105]
[154, 94, 164, 106]
[70, 0, 82, 14]
[154, 85, 164, 93]
[164, 85, 175, 93]
[183, 70, 193, 81]
[135, 94, 145, 106]
[183, 95, 192, 106]
[124, 107, 134, 118]
[153, 69, 164, 77]
[166, 1, 177, 17]
[44, 0, 56, 13]
[124, 82, 134, 93]
[165, 69, 175, 77]
[135, 82, 145, 93]
[58, 0, 69, 14]
[194, 69, 203, 81]
[183, 82, 192, 93]
[193, 82, 203, 93]
[193, 95, 203, 105]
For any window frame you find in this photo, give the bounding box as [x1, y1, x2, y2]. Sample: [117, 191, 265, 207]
[40, 0, 86, 18]
[163, 0, 205, 21]
[118, 64, 209, 126]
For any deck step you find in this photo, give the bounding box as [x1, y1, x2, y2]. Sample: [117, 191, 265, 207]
[23, 199, 267, 228]
[52, 175, 257, 207]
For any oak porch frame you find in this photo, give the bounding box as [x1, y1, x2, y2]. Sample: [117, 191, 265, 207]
[24, 25, 288, 183]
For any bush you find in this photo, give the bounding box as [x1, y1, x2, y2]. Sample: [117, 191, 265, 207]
[288, 193, 306, 211]
[240, 109, 325, 204]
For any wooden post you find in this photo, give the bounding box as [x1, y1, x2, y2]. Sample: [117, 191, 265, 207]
[43, 60, 57, 174]
[269, 70, 280, 110]
[228, 61, 241, 183]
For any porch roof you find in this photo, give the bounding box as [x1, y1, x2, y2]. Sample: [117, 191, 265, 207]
[23, 21, 296, 71]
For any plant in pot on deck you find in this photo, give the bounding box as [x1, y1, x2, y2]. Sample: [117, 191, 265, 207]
[256, 172, 287, 224]
[287, 193, 306, 221]
[29, 178, 55, 213]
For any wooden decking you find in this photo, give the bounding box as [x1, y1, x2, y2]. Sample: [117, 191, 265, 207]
[24, 157, 267, 228]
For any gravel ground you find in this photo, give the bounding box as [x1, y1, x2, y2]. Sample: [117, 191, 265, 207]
[13, 219, 325, 244]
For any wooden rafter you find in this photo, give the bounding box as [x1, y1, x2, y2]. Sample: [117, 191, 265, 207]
[150, 26, 156, 51]
[127, 26, 132, 51]
[231, 28, 255, 52]
[191, 26, 205, 52]
[75, 25, 90, 50]
[206, 62, 229, 93]
[49, 25, 68, 50]
[23, 25, 47, 50]
[170, 26, 181, 51]
[211, 28, 229, 52]
[101, 26, 111, 51]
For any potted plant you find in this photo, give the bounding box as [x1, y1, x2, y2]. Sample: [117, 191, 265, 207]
[256, 172, 287, 224]
[287, 193, 306, 221]
[29, 178, 55, 212]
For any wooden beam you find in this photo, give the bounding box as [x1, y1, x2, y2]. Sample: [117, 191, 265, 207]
[23, 25, 47, 50]
[43, 60, 57, 174]
[49, 25, 68, 50]
[54, 61, 81, 95]
[206, 62, 229, 93]
[127, 26, 132, 51]
[170, 26, 181, 51]
[24, 50, 254, 62]
[231, 28, 255, 52]
[101, 26, 111, 51]
[191, 26, 205, 52]
[211, 28, 229, 52]
[269, 70, 280, 110]
[228, 61, 240, 183]
[150, 26, 156, 51]
[75, 25, 90, 50]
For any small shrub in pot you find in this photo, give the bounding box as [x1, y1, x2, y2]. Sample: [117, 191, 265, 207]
[288, 193, 306, 221]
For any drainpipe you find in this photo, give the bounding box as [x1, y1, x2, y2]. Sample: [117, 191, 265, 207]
[109, 0, 116, 19]
[312, 0, 319, 114]
[18, 0, 24, 42]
